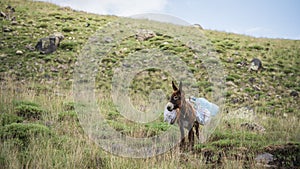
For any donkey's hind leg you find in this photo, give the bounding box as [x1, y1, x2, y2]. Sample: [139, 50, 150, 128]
[188, 128, 194, 150]
[194, 121, 200, 140]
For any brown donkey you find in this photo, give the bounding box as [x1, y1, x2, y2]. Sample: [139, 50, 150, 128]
[166, 81, 199, 150]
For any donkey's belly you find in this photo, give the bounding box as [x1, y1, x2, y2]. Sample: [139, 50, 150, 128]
[181, 120, 192, 129]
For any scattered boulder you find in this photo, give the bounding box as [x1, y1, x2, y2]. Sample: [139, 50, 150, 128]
[255, 153, 276, 168]
[1, 5, 15, 20]
[249, 58, 263, 71]
[227, 57, 234, 63]
[254, 94, 260, 100]
[224, 107, 256, 121]
[35, 32, 64, 54]
[102, 36, 114, 43]
[248, 77, 256, 84]
[193, 24, 203, 30]
[237, 61, 248, 68]
[240, 122, 266, 133]
[51, 32, 65, 44]
[0, 11, 6, 18]
[16, 50, 23, 55]
[252, 84, 261, 91]
[35, 37, 57, 54]
[225, 81, 237, 87]
[6, 5, 15, 12]
[3, 27, 12, 32]
[135, 29, 156, 41]
[290, 90, 299, 97]
[11, 20, 18, 25]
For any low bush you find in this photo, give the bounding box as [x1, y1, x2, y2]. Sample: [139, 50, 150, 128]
[0, 113, 24, 126]
[0, 123, 52, 147]
[14, 104, 45, 120]
[58, 111, 78, 122]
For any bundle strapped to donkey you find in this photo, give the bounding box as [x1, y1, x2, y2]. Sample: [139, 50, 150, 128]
[164, 97, 219, 126]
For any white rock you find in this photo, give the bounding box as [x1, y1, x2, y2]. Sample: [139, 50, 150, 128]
[16, 50, 23, 55]
[225, 81, 237, 87]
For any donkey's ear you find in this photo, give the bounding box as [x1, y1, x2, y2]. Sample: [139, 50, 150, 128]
[172, 81, 178, 91]
[179, 81, 183, 93]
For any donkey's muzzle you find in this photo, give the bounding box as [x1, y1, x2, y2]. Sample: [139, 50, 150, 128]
[166, 102, 174, 111]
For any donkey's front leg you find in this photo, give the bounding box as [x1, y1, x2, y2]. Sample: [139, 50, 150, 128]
[179, 125, 185, 149]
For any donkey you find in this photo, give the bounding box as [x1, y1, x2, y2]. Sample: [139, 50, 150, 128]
[166, 81, 199, 150]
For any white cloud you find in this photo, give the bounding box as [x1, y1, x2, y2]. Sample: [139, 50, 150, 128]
[41, 0, 168, 16]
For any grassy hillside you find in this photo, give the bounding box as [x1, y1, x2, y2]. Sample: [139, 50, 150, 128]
[0, 0, 299, 168]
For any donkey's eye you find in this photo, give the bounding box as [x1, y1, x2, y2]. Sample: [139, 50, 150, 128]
[173, 96, 178, 100]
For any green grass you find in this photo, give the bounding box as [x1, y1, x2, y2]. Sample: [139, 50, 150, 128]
[0, 0, 299, 168]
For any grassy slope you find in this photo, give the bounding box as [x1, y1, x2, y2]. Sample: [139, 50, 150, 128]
[0, 0, 299, 168]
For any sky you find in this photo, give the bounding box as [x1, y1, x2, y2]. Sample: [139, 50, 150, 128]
[41, 0, 300, 40]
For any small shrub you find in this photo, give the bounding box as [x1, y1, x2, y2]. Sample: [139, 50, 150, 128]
[107, 120, 129, 132]
[38, 18, 51, 22]
[226, 76, 235, 82]
[205, 87, 213, 92]
[14, 105, 45, 120]
[0, 123, 52, 147]
[58, 111, 78, 122]
[225, 91, 233, 97]
[226, 74, 240, 82]
[61, 16, 74, 21]
[284, 81, 297, 88]
[0, 113, 23, 126]
[145, 122, 169, 132]
[173, 46, 187, 53]
[62, 27, 73, 32]
[107, 110, 120, 120]
[48, 12, 61, 17]
[62, 102, 75, 111]
[215, 46, 225, 53]
[244, 87, 255, 93]
[37, 23, 48, 28]
[194, 81, 213, 88]
[248, 44, 264, 51]
[25, 52, 39, 58]
[60, 42, 78, 51]
[82, 148, 108, 169]
[283, 67, 294, 74]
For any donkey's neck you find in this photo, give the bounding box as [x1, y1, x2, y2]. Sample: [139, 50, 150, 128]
[181, 97, 187, 109]
[180, 97, 189, 116]
[180, 96, 193, 115]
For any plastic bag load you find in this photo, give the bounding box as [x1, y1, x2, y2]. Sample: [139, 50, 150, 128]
[189, 97, 219, 116]
[190, 96, 219, 125]
[163, 97, 219, 125]
[164, 105, 177, 124]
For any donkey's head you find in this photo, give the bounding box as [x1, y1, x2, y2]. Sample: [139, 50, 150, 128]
[167, 81, 185, 111]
